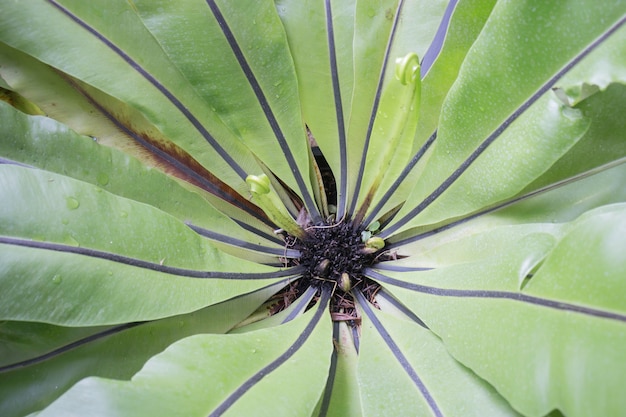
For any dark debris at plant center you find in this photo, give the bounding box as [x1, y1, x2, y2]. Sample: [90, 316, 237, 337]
[270, 214, 385, 324]
[297, 220, 375, 293]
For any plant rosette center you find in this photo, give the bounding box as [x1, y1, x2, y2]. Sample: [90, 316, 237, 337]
[296, 221, 377, 294]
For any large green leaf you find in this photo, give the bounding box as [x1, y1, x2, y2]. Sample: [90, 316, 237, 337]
[357, 299, 520, 416]
[0, 12, 288, 238]
[0, 0, 265, 193]
[0, 99, 282, 261]
[0, 164, 293, 325]
[348, 0, 449, 217]
[312, 322, 362, 417]
[378, 205, 626, 416]
[383, 0, 626, 235]
[390, 167, 626, 266]
[0, 284, 283, 417]
[276, 0, 355, 205]
[513, 21, 626, 198]
[0, 99, 274, 242]
[127, 0, 318, 213]
[32, 297, 332, 417]
[396, 89, 591, 228]
[357, 0, 500, 225]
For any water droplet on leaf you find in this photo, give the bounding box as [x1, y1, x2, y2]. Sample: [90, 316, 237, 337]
[65, 235, 80, 247]
[66, 197, 80, 210]
[52, 275, 62, 284]
[96, 173, 109, 186]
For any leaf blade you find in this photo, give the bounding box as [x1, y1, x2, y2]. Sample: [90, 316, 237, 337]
[379, 205, 626, 416]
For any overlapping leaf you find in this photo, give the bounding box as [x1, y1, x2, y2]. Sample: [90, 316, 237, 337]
[0, 163, 293, 325]
[357, 302, 520, 416]
[382, 0, 626, 236]
[31, 298, 332, 417]
[378, 205, 626, 416]
[0, 284, 283, 417]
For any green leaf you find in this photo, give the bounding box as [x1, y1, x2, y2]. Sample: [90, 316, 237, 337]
[345, 0, 451, 216]
[364, 0, 499, 223]
[413, 0, 498, 146]
[0, 284, 282, 417]
[0, 101, 276, 249]
[353, 52, 421, 221]
[357, 297, 520, 416]
[0, 165, 290, 325]
[524, 84, 626, 193]
[517, 22, 626, 194]
[0, 19, 283, 239]
[313, 322, 362, 417]
[0, 0, 262, 192]
[33, 299, 332, 417]
[343, 0, 400, 212]
[275, 0, 356, 213]
[486, 159, 626, 230]
[381, 205, 626, 416]
[555, 23, 626, 104]
[385, 0, 626, 235]
[395, 91, 591, 230]
[129, 0, 317, 208]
